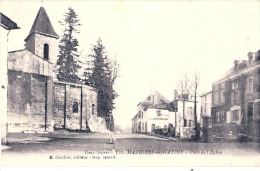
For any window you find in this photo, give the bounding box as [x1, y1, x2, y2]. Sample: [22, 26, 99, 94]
[231, 110, 239, 122]
[232, 80, 238, 90]
[216, 111, 225, 123]
[189, 120, 192, 127]
[43, 43, 49, 60]
[220, 83, 225, 103]
[187, 107, 193, 117]
[151, 124, 155, 133]
[200, 106, 204, 115]
[156, 110, 161, 116]
[231, 80, 239, 104]
[72, 102, 78, 113]
[248, 77, 253, 94]
[233, 92, 235, 104]
[92, 104, 95, 115]
[213, 85, 219, 105]
[141, 111, 143, 118]
[204, 103, 207, 114]
[231, 91, 239, 105]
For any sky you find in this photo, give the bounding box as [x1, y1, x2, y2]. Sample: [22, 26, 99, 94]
[1, 0, 260, 129]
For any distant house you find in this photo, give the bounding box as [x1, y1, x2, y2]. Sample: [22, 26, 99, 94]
[0, 12, 19, 144]
[132, 89, 175, 134]
[131, 89, 197, 137]
[131, 114, 138, 133]
[211, 50, 260, 137]
[173, 92, 198, 138]
[200, 91, 212, 126]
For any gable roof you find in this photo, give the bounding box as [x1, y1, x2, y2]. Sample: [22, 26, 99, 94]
[24, 7, 59, 41]
[0, 12, 20, 30]
[137, 90, 173, 110]
[142, 90, 170, 104]
[213, 58, 260, 85]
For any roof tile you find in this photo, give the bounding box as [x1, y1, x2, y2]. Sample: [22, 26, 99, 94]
[25, 7, 59, 41]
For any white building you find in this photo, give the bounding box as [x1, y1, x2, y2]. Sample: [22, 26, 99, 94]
[132, 90, 175, 134]
[131, 89, 197, 136]
[200, 91, 212, 126]
[0, 12, 20, 144]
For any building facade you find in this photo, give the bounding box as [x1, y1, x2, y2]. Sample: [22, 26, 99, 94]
[132, 90, 176, 134]
[6, 7, 105, 133]
[211, 51, 260, 137]
[200, 91, 212, 126]
[174, 93, 197, 138]
[131, 89, 197, 138]
[7, 7, 59, 133]
[0, 12, 20, 143]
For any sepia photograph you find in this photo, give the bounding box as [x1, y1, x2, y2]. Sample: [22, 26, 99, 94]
[0, 0, 259, 168]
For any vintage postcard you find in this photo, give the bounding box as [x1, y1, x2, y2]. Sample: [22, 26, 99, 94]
[0, 0, 259, 168]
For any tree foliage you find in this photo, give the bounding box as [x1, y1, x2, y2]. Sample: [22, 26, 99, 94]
[56, 7, 81, 83]
[187, 71, 200, 140]
[176, 71, 200, 130]
[87, 39, 119, 131]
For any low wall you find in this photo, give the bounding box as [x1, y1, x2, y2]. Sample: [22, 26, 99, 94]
[180, 127, 195, 139]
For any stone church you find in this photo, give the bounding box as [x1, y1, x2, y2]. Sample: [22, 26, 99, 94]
[7, 7, 106, 133]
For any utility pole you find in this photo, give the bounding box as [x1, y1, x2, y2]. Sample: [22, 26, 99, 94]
[174, 90, 178, 136]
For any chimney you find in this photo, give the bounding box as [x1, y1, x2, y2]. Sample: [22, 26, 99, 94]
[234, 60, 238, 71]
[150, 87, 155, 103]
[248, 52, 253, 65]
[174, 89, 178, 100]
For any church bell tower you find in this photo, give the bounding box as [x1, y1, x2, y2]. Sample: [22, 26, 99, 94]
[24, 7, 59, 64]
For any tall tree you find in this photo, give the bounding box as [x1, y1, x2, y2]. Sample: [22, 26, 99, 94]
[176, 73, 190, 127]
[56, 7, 81, 83]
[187, 71, 200, 140]
[87, 39, 119, 131]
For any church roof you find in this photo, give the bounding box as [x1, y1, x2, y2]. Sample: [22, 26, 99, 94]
[24, 7, 59, 41]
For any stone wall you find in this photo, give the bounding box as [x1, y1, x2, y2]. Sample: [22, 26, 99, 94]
[53, 81, 106, 132]
[25, 33, 59, 64]
[34, 33, 59, 64]
[7, 70, 106, 133]
[7, 70, 52, 132]
[25, 34, 35, 55]
[8, 50, 53, 77]
[53, 82, 83, 130]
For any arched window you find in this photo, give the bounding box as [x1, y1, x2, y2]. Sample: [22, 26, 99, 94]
[43, 43, 49, 60]
[73, 102, 78, 113]
[92, 104, 95, 115]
